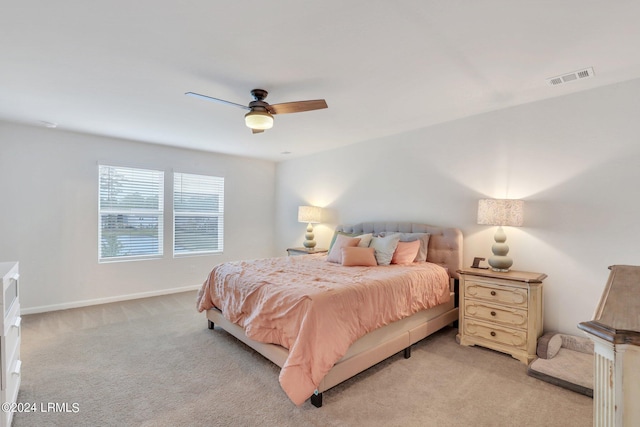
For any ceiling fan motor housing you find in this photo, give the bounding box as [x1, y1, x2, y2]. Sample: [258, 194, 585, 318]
[250, 89, 269, 101]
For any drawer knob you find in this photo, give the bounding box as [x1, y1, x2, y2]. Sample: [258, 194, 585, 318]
[490, 311, 496, 317]
[11, 360, 21, 376]
[490, 291, 496, 296]
[12, 316, 21, 328]
[490, 331, 496, 337]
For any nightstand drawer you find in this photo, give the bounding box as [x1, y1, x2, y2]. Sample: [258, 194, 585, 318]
[464, 301, 527, 329]
[464, 319, 527, 350]
[465, 281, 528, 308]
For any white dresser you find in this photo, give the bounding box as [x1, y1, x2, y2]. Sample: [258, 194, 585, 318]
[0, 262, 20, 427]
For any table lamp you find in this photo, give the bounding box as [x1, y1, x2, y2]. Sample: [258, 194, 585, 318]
[477, 199, 524, 271]
[298, 206, 322, 249]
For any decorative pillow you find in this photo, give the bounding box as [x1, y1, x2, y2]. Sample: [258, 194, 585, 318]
[356, 233, 373, 248]
[381, 232, 430, 262]
[391, 240, 421, 265]
[341, 247, 377, 267]
[536, 332, 563, 359]
[328, 231, 358, 252]
[370, 234, 401, 266]
[326, 235, 361, 264]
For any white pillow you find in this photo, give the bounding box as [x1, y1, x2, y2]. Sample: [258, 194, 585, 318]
[356, 233, 373, 248]
[370, 234, 401, 266]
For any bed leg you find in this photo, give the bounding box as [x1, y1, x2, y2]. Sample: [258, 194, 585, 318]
[208, 320, 215, 330]
[310, 392, 323, 408]
[404, 346, 411, 359]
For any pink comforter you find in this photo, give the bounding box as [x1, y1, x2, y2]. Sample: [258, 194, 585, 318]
[196, 254, 450, 405]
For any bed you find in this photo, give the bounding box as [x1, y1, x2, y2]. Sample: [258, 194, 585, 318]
[197, 222, 463, 407]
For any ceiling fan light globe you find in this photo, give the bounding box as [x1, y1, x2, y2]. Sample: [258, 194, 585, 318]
[245, 110, 274, 130]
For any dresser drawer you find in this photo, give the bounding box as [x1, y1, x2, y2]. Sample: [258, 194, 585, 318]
[3, 315, 21, 371]
[5, 356, 21, 413]
[464, 301, 527, 329]
[465, 281, 528, 308]
[463, 319, 527, 350]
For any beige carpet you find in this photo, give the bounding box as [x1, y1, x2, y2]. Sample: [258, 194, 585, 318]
[15, 291, 592, 427]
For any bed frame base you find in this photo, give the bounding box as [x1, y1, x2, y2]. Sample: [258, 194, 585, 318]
[205, 299, 457, 407]
[308, 343, 412, 408]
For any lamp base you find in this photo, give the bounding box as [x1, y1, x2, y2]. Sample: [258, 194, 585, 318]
[303, 223, 316, 249]
[489, 226, 513, 271]
[488, 254, 513, 271]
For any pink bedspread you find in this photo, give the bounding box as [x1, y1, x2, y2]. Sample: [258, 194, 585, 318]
[196, 254, 450, 405]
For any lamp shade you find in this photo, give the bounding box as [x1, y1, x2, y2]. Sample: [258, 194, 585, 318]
[298, 206, 322, 224]
[245, 110, 274, 130]
[477, 199, 524, 227]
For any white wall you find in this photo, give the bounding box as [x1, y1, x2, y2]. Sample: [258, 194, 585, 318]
[275, 78, 640, 335]
[0, 122, 276, 313]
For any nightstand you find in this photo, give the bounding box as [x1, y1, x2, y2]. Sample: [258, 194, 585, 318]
[456, 267, 546, 364]
[286, 247, 328, 256]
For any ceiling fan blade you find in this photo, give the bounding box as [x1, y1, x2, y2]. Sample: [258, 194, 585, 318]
[252, 128, 264, 134]
[268, 99, 328, 115]
[185, 92, 250, 110]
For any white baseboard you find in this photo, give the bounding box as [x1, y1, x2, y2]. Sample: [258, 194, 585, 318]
[21, 284, 201, 315]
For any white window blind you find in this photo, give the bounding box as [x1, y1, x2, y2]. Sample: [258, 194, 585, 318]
[98, 165, 164, 261]
[174, 172, 224, 256]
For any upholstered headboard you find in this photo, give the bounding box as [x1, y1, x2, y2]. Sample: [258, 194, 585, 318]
[335, 222, 463, 279]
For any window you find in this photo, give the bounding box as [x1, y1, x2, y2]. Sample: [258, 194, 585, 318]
[98, 165, 164, 261]
[173, 172, 224, 256]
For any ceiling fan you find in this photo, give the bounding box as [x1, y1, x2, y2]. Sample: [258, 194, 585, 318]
[185, 89, 328, 134]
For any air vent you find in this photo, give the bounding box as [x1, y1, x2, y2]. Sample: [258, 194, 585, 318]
[546, 67, 595, 86]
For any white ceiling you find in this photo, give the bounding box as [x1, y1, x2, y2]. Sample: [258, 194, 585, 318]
[2, 1, 640, 161]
